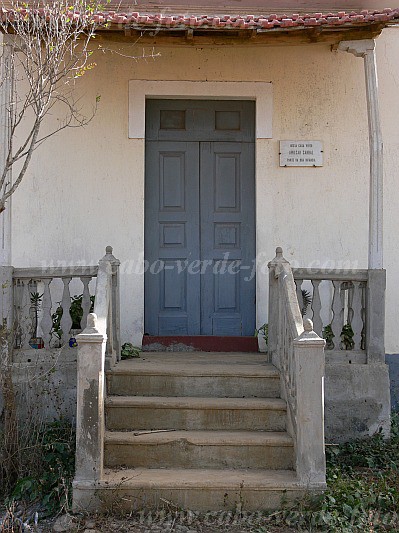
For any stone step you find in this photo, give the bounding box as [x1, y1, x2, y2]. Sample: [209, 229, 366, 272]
[106, 358, 280, 398]
[105, 396, 287, 431]
[104, 430, 294, 470]
[74, 468, 304, 512]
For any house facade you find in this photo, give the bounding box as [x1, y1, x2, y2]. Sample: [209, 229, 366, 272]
[1, 0, 399, 510]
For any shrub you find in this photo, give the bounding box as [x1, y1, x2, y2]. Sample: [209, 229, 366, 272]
[0, 419, 76, 517]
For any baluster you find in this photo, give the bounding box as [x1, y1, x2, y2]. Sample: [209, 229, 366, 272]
[346, 282, 354, 325]
[311, 280, 323, 336]
[295, 279, 304, 315]
[351, 281, 363, 351]
[19, 280, 31, 349]
[81, 277, 92, 330]
[13, 280, 23, 348]
[41, 279, 53, 348]
[340, 283, 346, 326]
[60, 277, 72, 344]
[331, 280, 342, 350]
[361, 282, 366, 350]
[340, 284, 347, 351]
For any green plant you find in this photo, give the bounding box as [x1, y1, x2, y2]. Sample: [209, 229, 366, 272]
[256, 413, 399, 532]
[51, 303, 63, 342]
[323, 323, 355, 350]
[254, 323, 268, 345]
[300, 289, 312, 317]
[69, 294, 95, 329]
[121, 343, 141, 359]
[341, 323, 355, 350]
[323, 323, 334, 349]
[30, 292, 43, 338]
[51, 294, 95, 341]
[8, 420, 76, 516]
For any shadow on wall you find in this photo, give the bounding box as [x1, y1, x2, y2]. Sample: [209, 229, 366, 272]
[386, 354, 399, 411]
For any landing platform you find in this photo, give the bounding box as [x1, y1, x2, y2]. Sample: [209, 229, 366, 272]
[114, 351, 273, 375]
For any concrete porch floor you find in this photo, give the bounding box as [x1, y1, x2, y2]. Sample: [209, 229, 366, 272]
[113, 351, 271, 371]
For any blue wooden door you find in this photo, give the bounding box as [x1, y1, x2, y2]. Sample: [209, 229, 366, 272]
[145, 100, 255, 336]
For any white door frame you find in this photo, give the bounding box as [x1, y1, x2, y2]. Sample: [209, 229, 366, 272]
[128, 80, 273, 343]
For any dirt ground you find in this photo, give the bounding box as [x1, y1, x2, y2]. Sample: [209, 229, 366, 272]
[37, 511, 299, 533]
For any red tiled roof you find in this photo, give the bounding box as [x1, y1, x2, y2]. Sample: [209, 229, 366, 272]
[92, 8, 399, 29]
[1, 5, 399, 30]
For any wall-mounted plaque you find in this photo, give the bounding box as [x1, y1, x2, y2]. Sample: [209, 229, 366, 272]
[280, 141, 323, 167]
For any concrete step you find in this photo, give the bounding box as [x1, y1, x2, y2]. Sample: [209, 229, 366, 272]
[106, 357, 280, 398]
[81, 468, 304, 512]
[105, 396, 287, 431]
[104, 430, 294, 470]
[107, 365, 280, 398]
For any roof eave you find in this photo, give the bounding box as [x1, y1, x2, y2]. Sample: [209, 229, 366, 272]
[97, 21, 388, 46]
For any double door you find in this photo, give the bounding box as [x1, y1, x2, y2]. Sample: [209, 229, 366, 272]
[145, 100, 255, 336]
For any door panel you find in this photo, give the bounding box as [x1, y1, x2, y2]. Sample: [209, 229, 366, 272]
[145, 100, 255, 337]
[145, 142, 200, 335]
[200, 142, 256, 336]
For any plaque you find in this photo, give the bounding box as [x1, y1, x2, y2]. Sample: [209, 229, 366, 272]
[280, 141, 323, 167]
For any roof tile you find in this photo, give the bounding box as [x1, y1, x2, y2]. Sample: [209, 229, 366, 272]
[2, 6, 399, 31]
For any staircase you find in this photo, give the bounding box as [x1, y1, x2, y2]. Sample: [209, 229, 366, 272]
[72, 248, 326, 513]
[98, 352, 305, 511]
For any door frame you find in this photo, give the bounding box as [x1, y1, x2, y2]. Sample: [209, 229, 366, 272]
[128, 80, 273, 340]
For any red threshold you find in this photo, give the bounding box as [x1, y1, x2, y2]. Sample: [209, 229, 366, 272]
[142, 335, 259, 353]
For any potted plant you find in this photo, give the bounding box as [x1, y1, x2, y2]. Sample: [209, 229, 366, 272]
[29, 291, 44, 349]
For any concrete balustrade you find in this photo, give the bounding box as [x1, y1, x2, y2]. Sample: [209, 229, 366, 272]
[269, 247, 326, 489]
[72, 247, 120, 512]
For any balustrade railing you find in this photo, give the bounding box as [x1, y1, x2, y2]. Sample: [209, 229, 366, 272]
[13, 265, 98, 350]
[269, 248, 326, 488]
[293, 267, 386, 364]
[73, 247, 120, 509]
[293, 268, 367, 351]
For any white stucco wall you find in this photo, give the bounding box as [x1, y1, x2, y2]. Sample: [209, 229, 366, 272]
[9, 28, 399, 352]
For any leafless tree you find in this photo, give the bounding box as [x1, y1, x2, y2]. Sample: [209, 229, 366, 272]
[0, 0, 104, 214]
[0, 2, 160, 493]
[0, 0, 104, 494]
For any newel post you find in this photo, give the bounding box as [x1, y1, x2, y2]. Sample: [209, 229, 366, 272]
[294, 319, 326, 487]
[72, 313, 105, 511]
[268, 247, 289, 368]
[99, 246, 120, 369]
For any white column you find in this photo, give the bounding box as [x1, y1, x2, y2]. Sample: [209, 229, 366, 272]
[338, 39, 383, 270]
[0, 35, 14, 330]
[0, 34, 13, 268]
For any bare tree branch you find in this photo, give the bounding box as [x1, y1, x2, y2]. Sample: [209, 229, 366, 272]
[0, 0, 109, 212]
